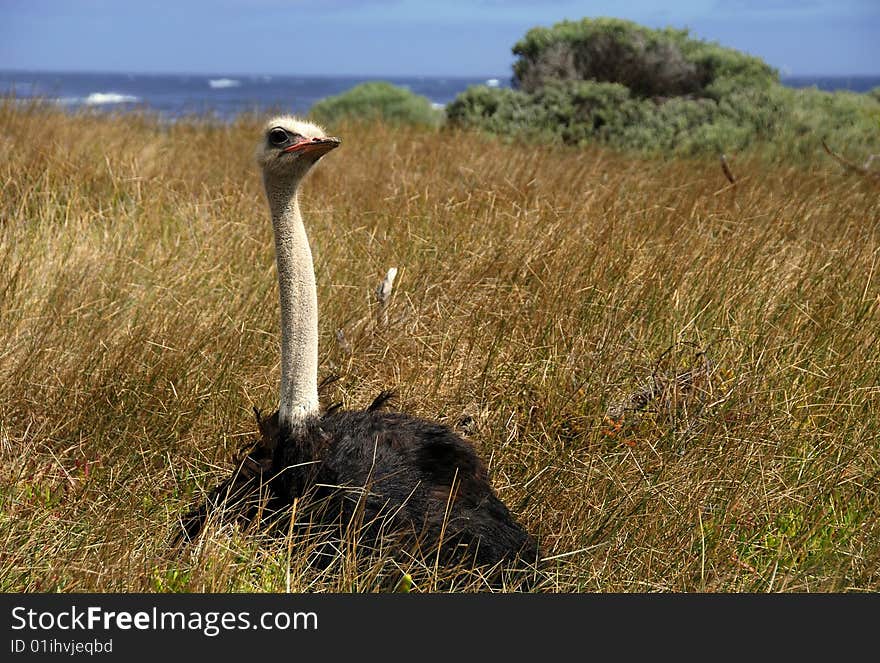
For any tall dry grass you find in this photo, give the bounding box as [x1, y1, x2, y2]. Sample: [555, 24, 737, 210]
[1, 101, 878, 591]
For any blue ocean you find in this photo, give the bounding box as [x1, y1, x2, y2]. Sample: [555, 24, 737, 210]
[1, 70, 877, 120]
[0, 70, 505, 120]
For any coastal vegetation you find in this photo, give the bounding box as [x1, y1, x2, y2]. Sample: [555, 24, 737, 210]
[310, 18, 879, 159]
[445, 18, 879, 157]
[309, 80, 442, 128]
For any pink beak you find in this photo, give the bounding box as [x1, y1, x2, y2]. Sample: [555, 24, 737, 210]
[283, 136, 341, 155]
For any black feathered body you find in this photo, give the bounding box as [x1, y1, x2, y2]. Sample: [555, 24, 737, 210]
[177, 397, 539, 569]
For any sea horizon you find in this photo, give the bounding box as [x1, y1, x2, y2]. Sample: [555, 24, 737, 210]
[4, 66, 879, 80]
[2, 68, 878, 121]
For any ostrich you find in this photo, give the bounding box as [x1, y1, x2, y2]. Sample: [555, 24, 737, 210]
[175, 116, 538, 573]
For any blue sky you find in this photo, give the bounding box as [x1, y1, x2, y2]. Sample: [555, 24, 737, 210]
[1, 0, 877, 77]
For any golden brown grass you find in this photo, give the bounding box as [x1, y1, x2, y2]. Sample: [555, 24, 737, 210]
[1, 101, 878, 592]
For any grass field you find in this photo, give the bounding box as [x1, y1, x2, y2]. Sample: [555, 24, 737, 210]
[1, 102, 878, 592]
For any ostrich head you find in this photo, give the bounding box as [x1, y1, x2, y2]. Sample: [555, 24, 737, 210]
[257, 115, 340, 192]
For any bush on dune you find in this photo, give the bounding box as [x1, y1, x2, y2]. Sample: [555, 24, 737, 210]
[511, 17, 778, 98]
[309, 81, 443, 128]
[447, 17, 880, 157]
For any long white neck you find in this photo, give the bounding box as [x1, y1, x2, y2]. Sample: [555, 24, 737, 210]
[265, 182, 320, 432]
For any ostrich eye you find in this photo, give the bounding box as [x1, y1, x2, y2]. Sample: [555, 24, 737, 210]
[268, 128, 289, 146]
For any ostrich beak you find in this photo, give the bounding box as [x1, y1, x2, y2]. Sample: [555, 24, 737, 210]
[283, 136, 341, 156]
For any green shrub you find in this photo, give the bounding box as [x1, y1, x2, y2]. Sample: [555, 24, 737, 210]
[448, 78, 880, 157]
[446, 81, 638, 146]
[444, 85, 551, 141]
[449, 17, 880, 158]
[310, 82, 442, 128]
[511, 17, 777, 97]
[777, 86, 880, 157]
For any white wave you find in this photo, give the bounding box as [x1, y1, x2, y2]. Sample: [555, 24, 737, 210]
[486, 78, 500, 87]
[209, 78, 241, 89]
[83, 92, 140, 105]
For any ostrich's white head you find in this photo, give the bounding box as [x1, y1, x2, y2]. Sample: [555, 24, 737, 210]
[256, 115, 340, 190]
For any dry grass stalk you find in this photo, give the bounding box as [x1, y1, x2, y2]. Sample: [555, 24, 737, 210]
[821, 139, 880, 181]
[375, 266, 398, 327]
[719, 153, 736, 185]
